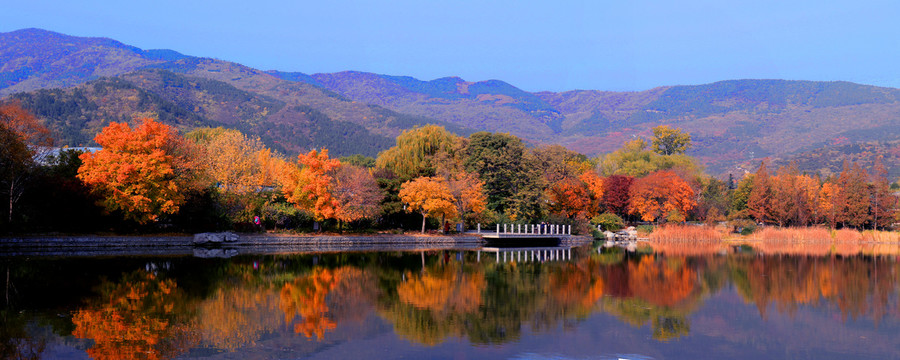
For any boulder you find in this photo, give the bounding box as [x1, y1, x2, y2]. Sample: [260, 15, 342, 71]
[193, 232, 239, 245]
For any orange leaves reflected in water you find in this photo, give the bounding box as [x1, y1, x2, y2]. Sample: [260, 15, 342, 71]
[397, 265, 485, 315]
[628, 256, 696, 307]
[279, 267, 366, 340]
[71, 271, 196, 360]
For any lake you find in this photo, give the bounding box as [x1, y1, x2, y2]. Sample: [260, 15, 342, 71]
[2, 243, 899, 359]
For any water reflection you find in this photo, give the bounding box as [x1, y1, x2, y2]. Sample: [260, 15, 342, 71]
[4, 245, 900, 358]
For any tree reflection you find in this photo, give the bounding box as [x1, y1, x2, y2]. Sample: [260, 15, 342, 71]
[9, 248, 900, 356]
[70, 270, 197, 360]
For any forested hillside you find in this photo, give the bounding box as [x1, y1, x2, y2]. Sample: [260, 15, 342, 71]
[4, 28, 900, 175]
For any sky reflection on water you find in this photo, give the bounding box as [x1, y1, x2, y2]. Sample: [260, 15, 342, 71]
[3, 244, 900, 359]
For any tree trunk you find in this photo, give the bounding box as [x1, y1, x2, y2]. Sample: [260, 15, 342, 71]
[421, 212, 427, 233]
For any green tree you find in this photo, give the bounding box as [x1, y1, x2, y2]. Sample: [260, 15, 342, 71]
[463, 132, 544, 221]
[730, 174, 754, 218]
[651, 125, 691, 155]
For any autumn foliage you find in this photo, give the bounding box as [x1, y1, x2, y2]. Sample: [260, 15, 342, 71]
[748, 160, 896, 229]
[628, 171, 696, 222]
[78, 118, 200, 224]
[71, 271, 195, 360]
[399, 176, 457, 232]
[331, 164, 384, 223]
[282, 149, 341, 221]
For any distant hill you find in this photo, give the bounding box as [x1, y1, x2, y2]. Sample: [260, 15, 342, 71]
[9, 69, 397, 157]
[3, 28, 900, 176]
[0, 28, 185, 96]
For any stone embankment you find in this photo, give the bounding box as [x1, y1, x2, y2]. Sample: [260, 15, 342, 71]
[0, 233, 487, 257]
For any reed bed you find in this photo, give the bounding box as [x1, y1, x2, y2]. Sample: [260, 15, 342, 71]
[833, 229, 863, 243]
[648, 224, 726, 255]
[641, 224, 900, 256]
[861, 230, 900, 243]
[649, 224, 725, 244]
[749, 227, 832, 256]
[751, 227, 833, 243]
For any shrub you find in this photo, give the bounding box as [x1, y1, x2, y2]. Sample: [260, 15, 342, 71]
[591, 212, 625, 232]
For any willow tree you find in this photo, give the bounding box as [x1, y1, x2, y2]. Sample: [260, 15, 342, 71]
[375, 125, 463, 181]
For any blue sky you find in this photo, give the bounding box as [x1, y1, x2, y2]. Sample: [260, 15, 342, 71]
[3, 0, 898, 92]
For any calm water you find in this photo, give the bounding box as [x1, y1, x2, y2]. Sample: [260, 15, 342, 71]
[3, 244, 900, 359]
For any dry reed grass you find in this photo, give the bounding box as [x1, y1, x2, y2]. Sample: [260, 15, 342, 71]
[649, 224, 724, 244]
[861, 230, 900, 243]
[643, 224, 900, 256]
[833, 229, 863, 243]
[648, 224, 726, 255]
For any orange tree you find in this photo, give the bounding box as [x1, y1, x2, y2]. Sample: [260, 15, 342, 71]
[282, 149, 341, 223]
[628, 171, 696, 222]
[77, 118, 200, 224]
[398, 176, 457, 233]
[546, 177, 593, 220]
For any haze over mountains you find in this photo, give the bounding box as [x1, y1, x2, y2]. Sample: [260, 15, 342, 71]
[3, 28, 900, 176]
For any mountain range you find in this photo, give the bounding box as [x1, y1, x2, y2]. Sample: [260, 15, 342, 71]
[3, 28, 900, 176]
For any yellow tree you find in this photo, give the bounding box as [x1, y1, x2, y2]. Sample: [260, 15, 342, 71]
[78, 118, 200, 224]
[819, 181, 840, 228]
[399, 177, 457, 233]
[651, 125, 692, 155]
[282, 149, 341, 223]
[188, 127, 282, 194]
[628, 171, 696, 222]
